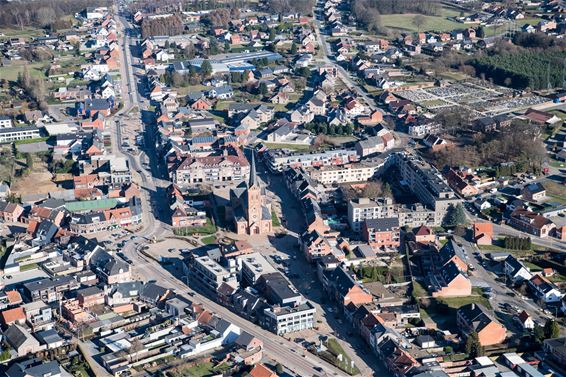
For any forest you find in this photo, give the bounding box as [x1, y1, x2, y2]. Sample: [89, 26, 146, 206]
[429, 121, 546, 171]
[140, 15, 184, 38]
[0, 0, 110, 29]
[471, 50, 566, 90]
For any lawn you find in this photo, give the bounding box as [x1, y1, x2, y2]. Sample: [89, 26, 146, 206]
[0, 63, 47, 82]
[323, 338, 360, 376]
[20, 263, 38, 272]
[201, 235, 217, 245]
[262, 142, 312, 151]
[380, 13, 464, 32]
[544, 181, 566, 204]
[437, 291, 492, 310]
[271, 210, 281, 227]
[175, 362, 230, 377]
[0, 26, 44, 38]
[412, 281, 428, 298]
[173, 218, 217, 236]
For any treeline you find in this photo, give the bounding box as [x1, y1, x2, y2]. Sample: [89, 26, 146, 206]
[202, 8, 241, 27]
[304, 121, 354, 136]
[17, 65, 48, 111]
[140, 15, 184, 38]
[471, 50, 566, 90]
[504, 236, 532, 250]
[266, 0, 315, 15]
[0, 0, 110, 29]
[512, 32, 566, 51]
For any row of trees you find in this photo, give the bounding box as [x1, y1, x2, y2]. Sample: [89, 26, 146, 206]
[202, 8, 240, 27]
[471, 50, 566, 90]
[140, 15, 184, 38]
[267, 0, 315, 15]
[503, 236, 532, 250]
[0, 0, 109, 29]
[304, 121, 354, 136]
[512, 32, 566, 51]
[17, 65, 48, 111]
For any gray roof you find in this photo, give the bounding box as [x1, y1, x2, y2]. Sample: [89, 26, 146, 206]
[6, 359, 61, 377]
[364, 217, 399, 231]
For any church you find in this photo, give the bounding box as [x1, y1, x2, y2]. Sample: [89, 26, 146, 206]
[228, 153, 273, 235]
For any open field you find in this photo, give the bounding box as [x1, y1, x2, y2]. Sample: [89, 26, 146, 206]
[0, 62, 47, 82]
[380, 13, 464, 33]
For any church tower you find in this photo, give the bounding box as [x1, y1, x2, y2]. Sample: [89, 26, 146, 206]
[246, 152, 262, 226]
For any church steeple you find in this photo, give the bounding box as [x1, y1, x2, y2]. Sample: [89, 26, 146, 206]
[249, 151, 259, 188]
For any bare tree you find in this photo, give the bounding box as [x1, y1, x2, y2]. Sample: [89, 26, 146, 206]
[412, 14, 426, 32]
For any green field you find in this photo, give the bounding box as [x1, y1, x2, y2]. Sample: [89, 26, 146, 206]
[0, 27, 44, 39]
[380, 13, 464, 32]
[0, 63, 47, 82]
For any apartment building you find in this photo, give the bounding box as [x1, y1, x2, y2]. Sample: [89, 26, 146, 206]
[262, 302, 316, 335]
[0, 126, 41, 144]
[23, 276, 81, 303]
[308, 162, 381, 184]
[391, 153, 459, 225]
[362, 217, 400, 249]
[266, 148, 359, 172]
[240, 252, 276, 286]
[172, 147, 250, 186]
[348, 197, 395, 232]
[190, 256, 238, 294]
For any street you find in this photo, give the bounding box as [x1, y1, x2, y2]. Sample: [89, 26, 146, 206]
[110, 10, 348, 377]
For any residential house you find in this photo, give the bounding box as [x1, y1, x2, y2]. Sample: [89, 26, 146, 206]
[504, 255, 533, 284]
[456, 303, 506, 346]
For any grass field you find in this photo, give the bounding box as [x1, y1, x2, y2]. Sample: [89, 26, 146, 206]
[380, 13, 464, 32]
[0, 63, 47, 82]
[0, 26, 44, 39]
[201, 235, 217, 245]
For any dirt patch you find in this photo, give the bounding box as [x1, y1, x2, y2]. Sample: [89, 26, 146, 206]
[11, 160, 63, 198]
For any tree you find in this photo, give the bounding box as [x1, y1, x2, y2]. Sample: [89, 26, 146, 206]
[200, 60, 212, 78]
[269, 27, 276, 41]
[465, 331, 484, 358]
[412, 14, 426, 32]
[298, 67, 311, 78]
[533, 324, 545, 343]
[476, 26, 485, 38]
[443, 203, 466, 227]
[290, 41, 298, 54]
[275, 364, 284, 374]
[544, 319, 560, 339]
[259, 82, 269, 97]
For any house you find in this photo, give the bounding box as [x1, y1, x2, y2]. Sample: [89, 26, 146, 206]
[209, 85, 233, 99]
[413, 225, 435, 244]
[517, 310, 534, 330]
[4, 324, 42, 356]
[6, 359, 62, 377]
[325, 267, 373, 307]
[429, 261, 472, 298]
[190, 97, 212, 110]
[504, 255, 533, 284]
[0, 115, 13, 128]
[0, 201, 24, 222]
[473, 222, 493, 245]
[301, 230, 332, 262]
[1, 306, 26, 326]
[522, 182, 546, 202]
[249, 363, 277, 377]
[456, 303, 506, 346]
[508, 208, 556, 238]
[528, 274, 564, 303]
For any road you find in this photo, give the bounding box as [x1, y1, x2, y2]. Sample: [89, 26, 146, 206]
[312, 2, 376, 109]
[111, 7, 347, 377]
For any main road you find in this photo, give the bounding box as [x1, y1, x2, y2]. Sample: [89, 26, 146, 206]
[111, 7, 348, 377]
